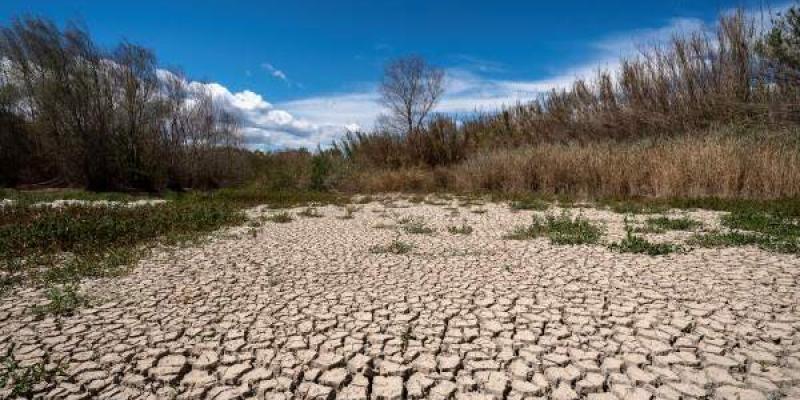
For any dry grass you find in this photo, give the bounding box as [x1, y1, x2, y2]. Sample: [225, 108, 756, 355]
[348, 128, 800, 199]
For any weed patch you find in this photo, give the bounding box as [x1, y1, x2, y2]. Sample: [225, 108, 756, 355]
[503, 212, 603, 245]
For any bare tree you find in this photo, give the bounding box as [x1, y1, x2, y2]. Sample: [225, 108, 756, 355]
[379, 55, 445, 135]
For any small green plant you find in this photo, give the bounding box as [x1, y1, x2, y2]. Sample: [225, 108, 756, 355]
[297, 207, 323, 218]
[510, 198, 549, 211]
[0, 344, 62, 398]
[447, 221, 474, 235]
[503, 212, 603, 245]
[645, 216, 702, 231]
[32, 284, 88, 318]
[370, 238, 413, 254]
[401, 219, 436, 234]
[610, 221, 681, 255]
[266, 212, 294, 223]
[610, 233, 680, 256]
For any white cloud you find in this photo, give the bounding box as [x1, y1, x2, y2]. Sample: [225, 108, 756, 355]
[194, 7, 791, 150]
[165, 73, 354, 150]
[261, 63, 289, 82]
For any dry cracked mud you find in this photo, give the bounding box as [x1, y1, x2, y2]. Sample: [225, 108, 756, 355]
[1, 199, 799, 399]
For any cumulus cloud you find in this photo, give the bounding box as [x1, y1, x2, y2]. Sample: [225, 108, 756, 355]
[158, 71, 354, 150]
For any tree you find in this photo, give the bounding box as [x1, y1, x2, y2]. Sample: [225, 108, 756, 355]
[378, 55, 445, 135]
[759, 6, 800, 87]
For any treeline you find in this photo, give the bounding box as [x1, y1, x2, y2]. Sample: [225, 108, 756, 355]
[321, 10, 800, 199]
[0, 17, 249, 192]
[337, 12, 800, 170]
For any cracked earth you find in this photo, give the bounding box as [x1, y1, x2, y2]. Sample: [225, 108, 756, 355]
[1, 199, 799, 400]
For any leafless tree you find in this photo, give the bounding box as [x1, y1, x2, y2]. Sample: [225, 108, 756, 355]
[0, 16, 249, 191]
[378, 55, 445, 135]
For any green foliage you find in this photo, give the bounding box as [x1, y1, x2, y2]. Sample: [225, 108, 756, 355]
[759, 7, 800, 72]
[0, 202, 242, 261]
[722, 210, 800, 237]
[0, 188, 349, 289]
[369, 238, 413, 254]
[0, 345, 61, 398]
[610, 226, 681, 256]
[645, 216, 702, 231]
[310, 153, 333, 191]
[504, 212, 603, 245]
[690, 209, 800, 253]
[32, 284, 89, 318]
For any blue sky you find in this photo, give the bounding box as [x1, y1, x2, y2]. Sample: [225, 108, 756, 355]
[0, 1, 790, 149]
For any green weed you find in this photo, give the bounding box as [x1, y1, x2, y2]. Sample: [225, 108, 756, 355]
[32, 284, 88, 318]
[504, 212, 603, 245]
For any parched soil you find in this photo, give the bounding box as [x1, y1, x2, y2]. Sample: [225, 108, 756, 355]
[1, 200, 798, 399]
